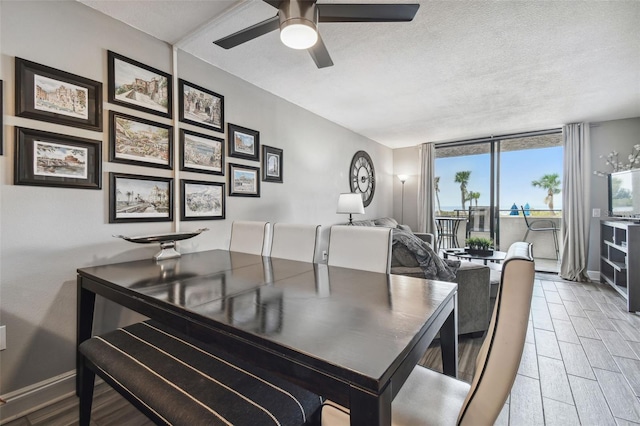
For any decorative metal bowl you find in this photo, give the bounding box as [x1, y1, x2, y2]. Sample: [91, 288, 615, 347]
[114, 228, 209, 261]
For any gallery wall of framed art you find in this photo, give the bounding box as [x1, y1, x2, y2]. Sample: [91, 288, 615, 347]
[8, 48, 287, 225]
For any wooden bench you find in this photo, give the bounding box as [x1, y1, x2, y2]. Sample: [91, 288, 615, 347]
[78, 320, 322, 425]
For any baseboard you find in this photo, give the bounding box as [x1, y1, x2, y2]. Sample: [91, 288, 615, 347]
[0, 371, 76, 424]
[587, 270, 600, 282]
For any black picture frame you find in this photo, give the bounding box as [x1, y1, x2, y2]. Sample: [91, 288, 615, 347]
[181, 179, 225, 221]
[228, 123, 259, 161]
[109, 172, 173, 223]
[262, 145, 283, 183]
[109, 111, 173, 170]
[229, 163, 260, 197]
[14, 127, 101, 189]
[108, 51, 172, 119]
[15, 58, 103, 131]
[180, 129, 224, 176]
[178, 79, 224, 133]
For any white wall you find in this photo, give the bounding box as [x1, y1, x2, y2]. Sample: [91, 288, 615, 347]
[392, 145, 421, 231]
[0, 1, 392, 397]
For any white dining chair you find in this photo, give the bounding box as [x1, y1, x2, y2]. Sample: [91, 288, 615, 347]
[268, 223, 321, 263]
[229, 221, 271, 256]
[321, 241, 535, 425]
[327, 225, 392, 273]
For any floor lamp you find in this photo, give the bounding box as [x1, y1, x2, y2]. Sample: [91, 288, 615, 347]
[398, 175, 408, 224]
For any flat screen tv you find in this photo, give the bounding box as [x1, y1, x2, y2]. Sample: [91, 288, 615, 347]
[608, 169, 640, 217]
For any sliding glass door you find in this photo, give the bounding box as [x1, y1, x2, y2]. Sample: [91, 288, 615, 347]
[434, 131, 563, 269]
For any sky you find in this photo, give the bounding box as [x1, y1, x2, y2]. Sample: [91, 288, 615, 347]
[435, 146, 563, 212]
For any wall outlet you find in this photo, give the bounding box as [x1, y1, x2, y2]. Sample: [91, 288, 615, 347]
[593, 208, 601, 218]
[0, 325, 6, 351]
[322, 250, 327, 261]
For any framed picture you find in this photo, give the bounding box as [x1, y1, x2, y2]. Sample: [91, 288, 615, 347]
[180, 129, 224, 175]
[109, 172, 173, 223]
[14, 127, 101, 189]
[181, 179, 225, 221]
[262, 145, 283, 183]
[109, 111, 173, 169]
[15, 58, 102, 131]
[108, 51, 172, 118]
[179, 79, 224, 132]
[228, 123, 259, 161]
[228, 163, 260, 197]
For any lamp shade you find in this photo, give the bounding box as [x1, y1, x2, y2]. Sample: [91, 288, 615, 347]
[337, 193, 365, 214]
[398, 174, 409, 183]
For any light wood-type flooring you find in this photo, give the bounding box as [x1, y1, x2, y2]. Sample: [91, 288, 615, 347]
[4, 273, 640, 425]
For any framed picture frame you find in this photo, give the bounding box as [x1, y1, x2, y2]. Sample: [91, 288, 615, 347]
[109, 111, 173, 169]
[181, 179, 225, 221]
[178, 79, 224, 133]
[262, 145, 283, 183]
[108, 51, 172, 118]
[14, 127, 101, 189]
[109, 172, 173, 223]
[228, 123, 259, 161]
[15, 58, 102, 131]
[229, 163, 260, 197]
[180, 129, 224, 175]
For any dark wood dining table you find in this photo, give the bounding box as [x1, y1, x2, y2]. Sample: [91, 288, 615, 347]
[76, 249, 458, 425]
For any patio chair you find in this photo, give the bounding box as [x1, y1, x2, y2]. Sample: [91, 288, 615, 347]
[520, 205, 559, 259]
[465, 206, 493, 239]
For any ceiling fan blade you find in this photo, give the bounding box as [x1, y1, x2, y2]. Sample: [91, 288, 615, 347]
[317, 3, 419, 23]
[308, 33, 334, 69]
[213, 15, 280, 49]
[262, 0, 283, 9]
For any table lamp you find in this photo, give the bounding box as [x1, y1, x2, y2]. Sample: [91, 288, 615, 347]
[337, 193, 365, 225]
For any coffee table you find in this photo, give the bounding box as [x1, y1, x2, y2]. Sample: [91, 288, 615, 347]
[443, 249, 507, 265]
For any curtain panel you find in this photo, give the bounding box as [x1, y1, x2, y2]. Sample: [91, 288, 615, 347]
[418, 143, 437, 235]
[560, 123, 591, 282]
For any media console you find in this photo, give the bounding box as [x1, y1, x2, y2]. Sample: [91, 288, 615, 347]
[600, 220, 639, 312]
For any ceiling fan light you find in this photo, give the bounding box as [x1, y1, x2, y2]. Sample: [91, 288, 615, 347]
[280, 19, 318, 50]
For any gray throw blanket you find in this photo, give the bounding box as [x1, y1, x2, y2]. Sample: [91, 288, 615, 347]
[392, 229, 460, 282]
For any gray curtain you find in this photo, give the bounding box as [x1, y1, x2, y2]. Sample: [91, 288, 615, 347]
[418, 143, 437, 235]
[560, 123, 591, 281]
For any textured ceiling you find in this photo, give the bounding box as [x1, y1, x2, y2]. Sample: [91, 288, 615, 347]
[79, 0, 640, 149]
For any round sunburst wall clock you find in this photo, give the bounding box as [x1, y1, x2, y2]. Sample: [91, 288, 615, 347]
[349, 150, 375, 207]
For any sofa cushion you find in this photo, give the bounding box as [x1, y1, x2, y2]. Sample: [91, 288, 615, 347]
[373, 217, 399, 228]
[350, 219, 377, 227]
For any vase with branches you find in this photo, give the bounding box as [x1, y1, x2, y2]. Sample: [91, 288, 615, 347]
[594, 144, 640, 177]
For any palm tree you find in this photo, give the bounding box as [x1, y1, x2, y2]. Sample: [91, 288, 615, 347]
[531, 173, 562, 212]
[434, 176, 442, 214]
[466, 191, 481, 207]
[454, 171, 471, 212]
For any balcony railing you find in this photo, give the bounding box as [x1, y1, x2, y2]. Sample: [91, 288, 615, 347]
[437, 208, 562, 260]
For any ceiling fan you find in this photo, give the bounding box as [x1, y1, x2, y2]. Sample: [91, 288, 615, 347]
[213, 0, 420, 68]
